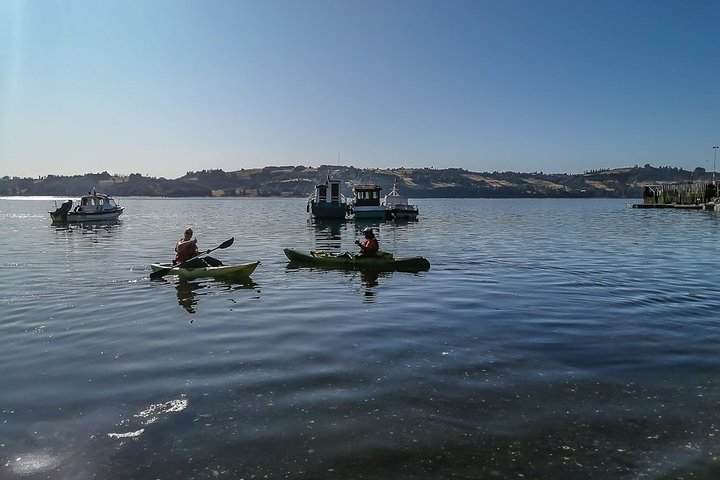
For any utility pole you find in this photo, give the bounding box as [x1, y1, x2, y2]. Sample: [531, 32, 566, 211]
[714, 146, 719, 199]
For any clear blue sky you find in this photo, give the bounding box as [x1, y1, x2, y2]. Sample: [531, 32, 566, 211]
[1, 0, 719, 179]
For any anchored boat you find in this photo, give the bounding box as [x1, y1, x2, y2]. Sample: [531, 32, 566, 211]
[149, 261, 260, 279]
[50, 189, 123, 223]
[283, 248, 430, 273]
[307, 176, 348, 219]
[349, 184, 386, 219]
[382, 181, 419, 220]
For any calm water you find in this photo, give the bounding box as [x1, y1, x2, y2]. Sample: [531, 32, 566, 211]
[3, 196, 720, 479]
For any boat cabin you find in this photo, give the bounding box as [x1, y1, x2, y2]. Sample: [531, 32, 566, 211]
[350, 184, 386, 219]
[383, 186, 409, 208]
[314, 177, 343, 205]
[352, 184, 382, 207]
[76, 189, 119, 213]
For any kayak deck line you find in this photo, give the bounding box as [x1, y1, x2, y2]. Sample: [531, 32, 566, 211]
[310, 250, 394, 260]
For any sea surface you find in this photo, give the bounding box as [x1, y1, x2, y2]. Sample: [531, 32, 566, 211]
[3, 196, 720, 479]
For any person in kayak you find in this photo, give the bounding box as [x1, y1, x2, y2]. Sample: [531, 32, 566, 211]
[355, 227, 379, 257]
[174, 228, 223, 267]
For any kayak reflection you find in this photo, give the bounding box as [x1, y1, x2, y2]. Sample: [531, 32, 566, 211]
[285, 261, 396, 302]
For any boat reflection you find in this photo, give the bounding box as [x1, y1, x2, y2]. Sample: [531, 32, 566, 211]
[352, 218, 385, 231]
[52, 219, 123, 233]
[309, 219, 345, 250]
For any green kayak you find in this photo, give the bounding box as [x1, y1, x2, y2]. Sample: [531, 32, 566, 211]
[150, 261, 260, 279]
[283, 248, 430, 272]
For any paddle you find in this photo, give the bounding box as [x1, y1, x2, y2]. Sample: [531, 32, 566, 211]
[150, 237, 234, 279]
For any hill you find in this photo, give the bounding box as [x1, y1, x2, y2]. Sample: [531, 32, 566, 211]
[0, 164, 711, 198]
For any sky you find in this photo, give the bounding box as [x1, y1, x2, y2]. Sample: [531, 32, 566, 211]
[1, 0, 719, 179]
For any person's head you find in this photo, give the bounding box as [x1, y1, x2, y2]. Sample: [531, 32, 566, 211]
[363, 227, 375, 238]
[184, 228, 193, 239]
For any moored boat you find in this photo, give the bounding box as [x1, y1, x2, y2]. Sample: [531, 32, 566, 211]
[349, 184, 386, 219]
[50, 189, 123, 223]
[307, 176, 348, 219]
[283, 248, 430, 272]
[149, 261, 260, 279]
[382, 181, 419, 220]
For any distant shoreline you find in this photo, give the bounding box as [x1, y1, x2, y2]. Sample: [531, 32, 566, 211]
[0, 164, 708, 199]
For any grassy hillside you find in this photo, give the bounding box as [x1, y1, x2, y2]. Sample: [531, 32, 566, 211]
[1, 164, 710, 198]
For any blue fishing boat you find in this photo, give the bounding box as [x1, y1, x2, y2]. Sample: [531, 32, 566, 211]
[306, 176, 348, 219]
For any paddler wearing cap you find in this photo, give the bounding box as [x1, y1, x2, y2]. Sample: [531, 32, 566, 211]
[355, 227, 379, 257]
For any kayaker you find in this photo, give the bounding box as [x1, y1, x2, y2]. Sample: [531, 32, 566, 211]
[174, 228, 223, 267]
[355, 227, 379, 257]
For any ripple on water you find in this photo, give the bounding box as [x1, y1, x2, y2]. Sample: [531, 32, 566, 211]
[5, 198, 720, 479]
[9, 451, 63, 475]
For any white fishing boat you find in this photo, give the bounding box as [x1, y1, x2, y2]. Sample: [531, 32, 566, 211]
[49, 188, 124, 223]
[382, 181, 419, 220]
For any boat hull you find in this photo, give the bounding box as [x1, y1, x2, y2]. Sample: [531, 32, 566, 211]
[50, 208, 124, 223]
[150, 261, 260, 279]
[387, 205, 418, 220]
[283, 248, 430, 272]
[309, 201, 347, 219]
[351, 206, 387, 219]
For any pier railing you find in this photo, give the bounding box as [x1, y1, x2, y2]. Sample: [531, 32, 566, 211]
[642, 181, 717, 206]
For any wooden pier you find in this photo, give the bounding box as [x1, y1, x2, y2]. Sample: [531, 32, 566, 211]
[632, 181, 719, 210]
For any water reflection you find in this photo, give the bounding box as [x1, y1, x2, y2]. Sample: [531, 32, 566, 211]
[175, 279, 204, 314]
[351, 216, 384, 226]
[310, 219, 344, 251]
[51, 219, 123, 233]
[285, 262, 395, 302]
[174, 276, 260, 315]
[361, 269, 379, 288]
